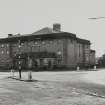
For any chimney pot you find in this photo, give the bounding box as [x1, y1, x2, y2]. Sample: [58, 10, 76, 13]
[53, 23, 61, 31]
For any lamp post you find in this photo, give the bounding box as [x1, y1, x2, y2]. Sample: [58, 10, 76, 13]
[88, 17, 105, 69]
[34, 43, 41, 68]
[88, 17, 105, 20]
[27, 42, 35, 81]
[57, 51, 62, 66]
[28, 55, 32, 81]
[27, 40, 41, 81]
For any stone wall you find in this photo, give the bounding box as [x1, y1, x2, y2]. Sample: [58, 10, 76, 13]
[0, 36, 93, 69]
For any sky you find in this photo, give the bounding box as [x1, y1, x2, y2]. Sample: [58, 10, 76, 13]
[0, 0, 105, 57]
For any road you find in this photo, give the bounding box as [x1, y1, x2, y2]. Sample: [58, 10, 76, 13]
[21, 70, 105, 97]
[0, 69, 105, 105]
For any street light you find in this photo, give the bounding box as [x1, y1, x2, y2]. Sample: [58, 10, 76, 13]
[27, 42, 35, 81]
[88, 17, 105, 20]
[88, 17, 105, 69]
[27, 55, 32, 81]
[57, 51, 62, 65]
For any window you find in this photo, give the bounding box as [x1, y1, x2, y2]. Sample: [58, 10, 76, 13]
[57, 59, 62, 65]
[7, 44, 9, 47]
[7, 51, 9, 54]
[1, 44, 4, 48]
[57, 51, 62, 55]
[14, 53, 16, 57]
[1, 51, 4, 54]
[35, 42, 38, 45]
[71, 39, 73, 44]
[18, 45, 21, 48]
[18, 55, 21, 59]
[86, 45, 88, 48]
[50, 40, 53, 44]
[42, 41, 45, 44]
[21, 43, 24, 46]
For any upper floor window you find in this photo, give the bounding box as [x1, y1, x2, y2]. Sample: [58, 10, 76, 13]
[18, 45, 21, 48]
[1, 44, 4, 48]
[21, 43, 24, 46]
[71, 39, 73, 44]
[86, 45, 89, 48]
[57, 40, 61, 44]
[7, 44, 9, 47]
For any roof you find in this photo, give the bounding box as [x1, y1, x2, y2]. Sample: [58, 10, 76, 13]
[32, 27, 62, 35]
[0, 32, 76, 43]
[0, 26, 90, 45]
[77, 38, 91, 45]
[90, 50, 95, 52]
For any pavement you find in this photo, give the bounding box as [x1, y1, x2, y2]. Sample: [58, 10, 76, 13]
[0, 69, 105, 105]
[83, 69, 105, 85]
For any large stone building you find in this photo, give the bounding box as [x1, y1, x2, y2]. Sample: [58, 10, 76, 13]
[0, 24, 95, 70]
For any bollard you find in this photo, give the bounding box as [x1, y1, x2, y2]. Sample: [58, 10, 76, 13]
[28, 56, 32, 81]
[28, 71, 32, 81]
[19, 66, 22, 79]
[11, 69, 14, 77]
[94, 65, 96, 70]
[77, 66, 80, 71]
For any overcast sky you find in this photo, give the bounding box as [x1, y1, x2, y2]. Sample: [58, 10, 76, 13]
[0, 0, 105, 57]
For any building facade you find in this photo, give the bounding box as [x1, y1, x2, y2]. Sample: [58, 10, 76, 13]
[0, 24, 95, 70]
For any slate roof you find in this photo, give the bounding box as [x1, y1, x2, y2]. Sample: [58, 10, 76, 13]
[32, 27, 62, 35]
[0, 26, 90, 45]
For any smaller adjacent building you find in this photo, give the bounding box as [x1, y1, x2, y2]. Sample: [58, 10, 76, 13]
[89, 50, 96, 67]
[0, 24, 96, 70]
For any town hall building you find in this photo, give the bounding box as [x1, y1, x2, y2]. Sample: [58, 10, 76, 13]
[0, 24, 95, 70]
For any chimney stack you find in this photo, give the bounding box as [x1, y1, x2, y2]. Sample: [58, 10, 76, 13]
[53, 23, 61, 31]
[8, 34, 13, 37]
